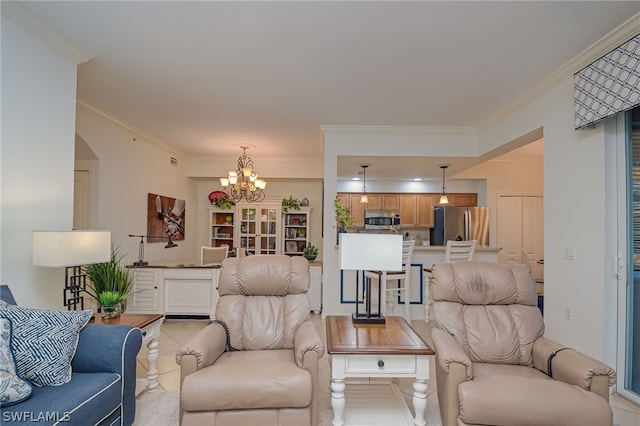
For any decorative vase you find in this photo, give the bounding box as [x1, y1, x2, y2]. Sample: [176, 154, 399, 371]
[304, 254, 317, 261]
[100, 303, 121, 320]
[300, 197, 309, 207]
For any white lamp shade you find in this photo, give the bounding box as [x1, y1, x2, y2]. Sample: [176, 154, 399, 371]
[339, 233, 402, 271]
[32, 230, 111, 267]
[439, 194, 449, 204]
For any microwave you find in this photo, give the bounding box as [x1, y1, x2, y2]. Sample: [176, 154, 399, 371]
[364, 210, 400, 229]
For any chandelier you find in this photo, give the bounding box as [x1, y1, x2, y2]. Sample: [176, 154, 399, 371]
[220, 146, 267, 203]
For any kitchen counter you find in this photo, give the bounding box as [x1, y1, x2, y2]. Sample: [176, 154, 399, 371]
[413, 245, 501, 253]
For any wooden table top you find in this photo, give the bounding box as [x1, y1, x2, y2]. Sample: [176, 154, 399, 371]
[90, 313, 164, 329]
[326, 315, 434, 355]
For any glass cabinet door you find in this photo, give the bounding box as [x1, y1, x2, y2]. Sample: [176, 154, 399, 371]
[236, 203, 281, 255]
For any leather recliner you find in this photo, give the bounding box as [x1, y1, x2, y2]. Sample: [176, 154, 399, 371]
[430, 261, 616, 426]
[176, 255, 324, 426]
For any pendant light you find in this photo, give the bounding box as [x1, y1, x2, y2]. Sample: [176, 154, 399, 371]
[360, 164, 369, 204]
[439, 165, 450, 205]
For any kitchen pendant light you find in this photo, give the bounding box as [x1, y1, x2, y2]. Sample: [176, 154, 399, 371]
[360, 164, 369, 204]
[439, 165, 450, 205]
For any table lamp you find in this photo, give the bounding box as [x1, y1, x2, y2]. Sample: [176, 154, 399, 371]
[339, 233, 402, 324]
[32, 230, 111, 310]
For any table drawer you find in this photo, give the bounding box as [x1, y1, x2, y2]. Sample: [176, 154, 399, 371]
[345, 355, 416, 375]
[139, 323, 160, 343]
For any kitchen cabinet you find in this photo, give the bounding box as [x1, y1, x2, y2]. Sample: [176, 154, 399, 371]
[436, 193, 477, 207]
[338, 192, 475, 228]
[417, 194, 435, 227]
[237, 203, 281, 255]
[399, 194, 417, 227]
[381, 194, 399, 210]
[283, 207, 311, 256]
[209, 207, 235, 248]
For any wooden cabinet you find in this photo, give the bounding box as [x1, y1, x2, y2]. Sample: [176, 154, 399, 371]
[417, 194, 435, 227]
[382, 194, 399, 210]
[237, 203, 281, 255]
[349, 194, 366, 228]
[164, 268, 218, 317]
[283, 208, 310, 256]
[209, 208, 236, 248]
[338, 192, 475, 228]
[399, 194, 417, 227]
[436, 193, 478, 207]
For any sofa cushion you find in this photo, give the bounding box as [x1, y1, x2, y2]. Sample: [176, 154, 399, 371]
[458, 375, 613, 426]
[181, 349, 312, 411]
[0, 372, 122, 426]
[0, 302, 92, 386]
[0, 317, 32, 406]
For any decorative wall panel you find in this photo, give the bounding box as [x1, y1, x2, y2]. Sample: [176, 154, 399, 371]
[574, 34, 640, 129]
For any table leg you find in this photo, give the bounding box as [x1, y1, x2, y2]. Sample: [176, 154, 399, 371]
[146, 338, 159, 392]
[412, 378, 428, 426]
[331, 378, 346, 426]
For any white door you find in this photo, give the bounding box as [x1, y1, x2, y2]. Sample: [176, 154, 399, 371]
[497, 196, 543, 279]
[497, 196, 523, 264]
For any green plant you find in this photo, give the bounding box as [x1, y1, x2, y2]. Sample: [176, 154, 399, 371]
[215, 196, 235, 210]
[281, 196, 301, 214]
[83, 246, 134, 306]
[97, 291, 123, 307]
[303, 243, 318, 258]
[334, 196, 352, 229]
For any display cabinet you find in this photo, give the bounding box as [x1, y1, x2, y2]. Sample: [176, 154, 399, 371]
[237, 203, 281, 255]
[209, 207, 235, 248]
[283, 207, 311, 256]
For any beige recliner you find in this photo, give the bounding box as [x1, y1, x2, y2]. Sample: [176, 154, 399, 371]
[176, 255, 324, 426]
[431, 261, 616, 426]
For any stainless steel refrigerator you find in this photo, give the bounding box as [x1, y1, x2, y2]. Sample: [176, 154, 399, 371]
[430, 206, 490, 246]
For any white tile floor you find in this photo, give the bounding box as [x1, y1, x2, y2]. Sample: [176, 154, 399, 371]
[136, 315, 640, 426]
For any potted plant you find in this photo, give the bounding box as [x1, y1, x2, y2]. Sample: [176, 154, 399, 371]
[334, 196, 352, 230]
[83, 246, 134, 318]
[209, 190, 235, 210]
[303, 243, 318, 261]
[281, 196, 301, 214]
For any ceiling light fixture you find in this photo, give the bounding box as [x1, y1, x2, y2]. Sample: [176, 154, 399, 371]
[360, 164, 369, 204]
[439, 165, 450, 205]
[220, 145, 267, 203]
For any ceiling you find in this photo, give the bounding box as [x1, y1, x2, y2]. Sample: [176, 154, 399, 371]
[12, 1, 639, 179]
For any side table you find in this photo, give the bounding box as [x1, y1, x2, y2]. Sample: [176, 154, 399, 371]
[92, 313, 164, 392]
[326, 315, 434, 426]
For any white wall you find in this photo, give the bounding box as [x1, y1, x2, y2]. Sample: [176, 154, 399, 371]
[1, 15, 79, 308]
[75, 104, 198, 265]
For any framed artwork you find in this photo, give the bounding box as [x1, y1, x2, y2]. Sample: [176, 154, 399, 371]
[286, 241, 298, 252]
[147, 193, 186, 242]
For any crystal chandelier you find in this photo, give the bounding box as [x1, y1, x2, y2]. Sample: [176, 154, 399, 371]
[220, 146, 267, 203]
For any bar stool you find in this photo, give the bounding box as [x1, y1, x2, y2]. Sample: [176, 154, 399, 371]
[424, 240, 476, 322]
[365, 240, 415, 321]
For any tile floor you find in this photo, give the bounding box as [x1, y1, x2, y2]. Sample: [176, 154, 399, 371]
[136, 315, 640, 426]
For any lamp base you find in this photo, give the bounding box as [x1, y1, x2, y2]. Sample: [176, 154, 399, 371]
[352, 312, 386, 325]
[133, 261, 148, 267]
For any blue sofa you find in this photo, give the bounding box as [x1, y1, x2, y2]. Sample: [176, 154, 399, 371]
[0, 285, 142, 426]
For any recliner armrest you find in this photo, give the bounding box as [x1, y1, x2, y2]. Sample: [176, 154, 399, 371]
[432, 327, 473, 380]
[293, 320, 324, 367]
[176, 322, 227, 371]
[293, 320, 324, 368]
[532, 336, 616, 400]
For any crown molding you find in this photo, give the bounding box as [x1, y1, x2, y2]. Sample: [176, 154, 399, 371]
[320, 125, 477, 134]
[77, 99, 186, 158]
[1, 2, 91, 65]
